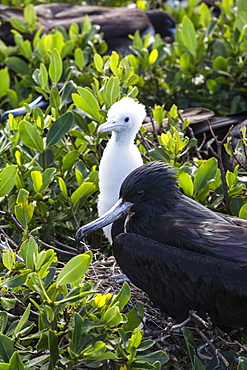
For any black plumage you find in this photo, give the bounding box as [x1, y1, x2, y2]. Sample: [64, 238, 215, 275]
[0, 96, 49, 123]
[191, 111, 247, 171]
[76, 161, 247, 330]
[0, 4, 175, 53]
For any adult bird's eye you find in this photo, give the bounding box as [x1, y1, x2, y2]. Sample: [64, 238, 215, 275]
[165, 19, 172, 27]
[137, 190, 145, 197]
[124, 117, 129, 122]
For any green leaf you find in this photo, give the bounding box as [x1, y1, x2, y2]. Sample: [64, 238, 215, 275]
[111, 282, 131, 310]
[15, 189, 34, 228]
[24, 354, 50, 368]
[0, 69, 10, 99]
[71, 313, 83, 353]
[239, 204, 247, 220]
[1, 273, 28, 288]
[2, 249, 15, 271]
[148, 49, 158, 65]
[137, 339, 155, 352]
[41, 168, 56, 192]
[221, 0, 233, 16]
[206, 79, 218, 93]
[71, 182, 97, 205]
[19, 120, 43, 152]
[35, 249, 57, 278]
[152, 105, 165, 125]
[194, 158, 218, 194]
[182, 326, 196, 363]
[10, 18, 28, 33]
[31, 171, 43, 193]
[60, 80, 77, 107]
[0, 312, 8, 334]
[103, 306, 122, 327]
[14, 303, 31, 336]
[104, 76, 120, 107]
[148, 148, 171, 163]
[5, 57, 30, 75]
[56, 251, 92, 287]
[180, 53, 191, 72]
[109, 51, 120, 76]
[178, 171, 194, 197]
[63, 150, 78, 171]
[181, 16, 197, 55]
[192, 355, 205, 370]
[38, 63, 48, 90]
[72, 87, 100, 121]
[48, 330, 59, 370]
[0, 165, 17, 197]
[237, 0, 247, 11]
[49, 86, 60, 109]
[238, 356, 247, 370]
[136, 350, 169, 365]
[1, 297, 16, 311]
[94, 53, 103, 73]
[46, 112, 74, 147]
[226, 171, 237, 188]
[128, 328, 143, 349]
[0, 364, 9, 370]
[20, 238, 38, 270]
[48, 48, 62, 85]
[84, 341, 106, 357]
[24, 4, 36, 30]
[200, 2, 211, 28]
[73, 111, 91, 135]
[58, 177, 68, 199]
[122, 302, 144, 331]
[213, 56, 228, 72]
[0, 334, 15, 362]
[9, 351, 25, 370]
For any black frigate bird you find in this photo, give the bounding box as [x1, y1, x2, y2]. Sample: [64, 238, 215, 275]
[76, 161, 247, 330]
[0, 4, 175, 53]
[191, 111, 247, 171]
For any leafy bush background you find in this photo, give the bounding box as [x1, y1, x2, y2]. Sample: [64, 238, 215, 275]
[0, 0, 246, 368]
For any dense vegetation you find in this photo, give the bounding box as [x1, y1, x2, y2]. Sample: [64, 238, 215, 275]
[0, 0, 246, 368]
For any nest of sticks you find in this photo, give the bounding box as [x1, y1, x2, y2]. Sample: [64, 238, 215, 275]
[86, 251, 247, 368]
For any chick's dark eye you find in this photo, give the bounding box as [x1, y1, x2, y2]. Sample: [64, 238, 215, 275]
[124, 117, 129, 122]
[137, 190, 145, 197]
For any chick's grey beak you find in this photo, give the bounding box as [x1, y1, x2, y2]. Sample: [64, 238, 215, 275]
[97, 120, 115, 134]
[75, 198, 133, 244]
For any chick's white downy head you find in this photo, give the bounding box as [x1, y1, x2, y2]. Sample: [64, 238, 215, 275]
[98, 97, 146, 136]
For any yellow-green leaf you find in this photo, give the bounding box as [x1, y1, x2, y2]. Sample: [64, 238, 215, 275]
[0, 166, 17, 197]
[56, 252, 92, 287]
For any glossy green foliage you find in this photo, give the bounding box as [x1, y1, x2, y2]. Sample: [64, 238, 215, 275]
[0, 1, 246, 368]
[0, 243, 169, 369]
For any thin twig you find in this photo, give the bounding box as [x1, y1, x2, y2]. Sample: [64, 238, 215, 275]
[169, 316, 192, 331]
[195, 327, 229, 367]
[2, 200, 76, 257]
[190, 310, 212, 329]
[218, 337, 247, 351]
[187, 126, 203, 160]
[71, 204, 80, 228]
[137, 131, 153, 151]
[148, 107, 159, 144]
[52, 239, 78, 252]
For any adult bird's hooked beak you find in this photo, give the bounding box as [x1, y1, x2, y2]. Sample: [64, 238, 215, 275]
[75, 198, 133, 244]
